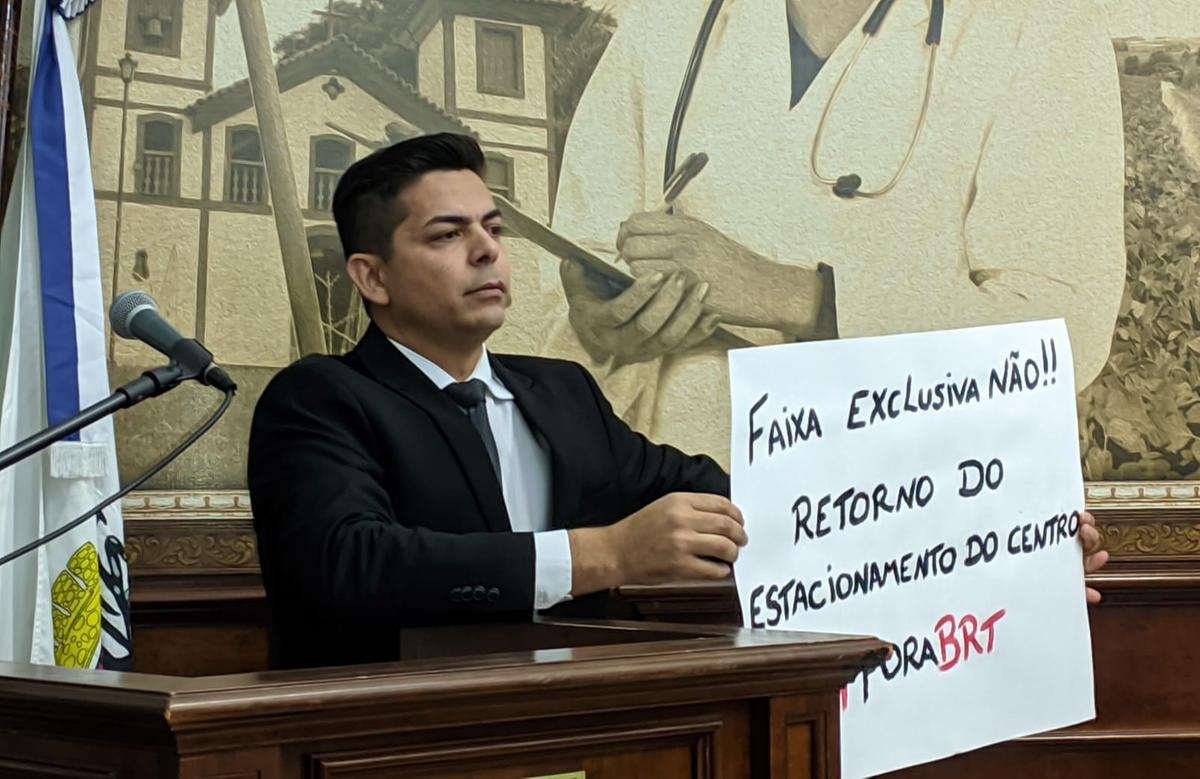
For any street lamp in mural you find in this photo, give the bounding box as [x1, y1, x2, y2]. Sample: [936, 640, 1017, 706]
[110, 51, 138, 360]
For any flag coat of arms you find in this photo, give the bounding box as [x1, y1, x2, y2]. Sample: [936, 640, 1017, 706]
[0, 0, 132, 669]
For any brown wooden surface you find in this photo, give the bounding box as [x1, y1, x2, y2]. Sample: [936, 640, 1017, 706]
[0, 619, 886, 779]
[117, 505, 1200, 776]
[128, 585, 1200, 775]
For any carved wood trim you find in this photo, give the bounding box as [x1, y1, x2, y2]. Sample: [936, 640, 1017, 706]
[118, 486, 1200, 614]
[123, 492, 257, 574]
[122, 487, 1200, 566]
[124, 521, 257, 573]
[1086, 481, 1200, 511]
[122, 492, 262, 608]
[118, 486, 1200, 615]
[124, 482, 1200, 520]
[1100, 519, 1200, 559]
[123, 491, 253, 521]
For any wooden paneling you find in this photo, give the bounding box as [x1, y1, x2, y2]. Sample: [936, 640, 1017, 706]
[1089, 602, 1200, 730]
[786, 723, 815, 779]
[0, 732, 167, 779]
[118, 502, 1200, 776]
[307, 715, 721, 778]
[766, 695, 836, 779]
[883, 738, 1200, 778]
[116, 592, 1200, 775]
[879, 597, 1200, 776]
[0, 621, 887, 779]
[0, 759, 117, 779]
[132, 622, 268, 677]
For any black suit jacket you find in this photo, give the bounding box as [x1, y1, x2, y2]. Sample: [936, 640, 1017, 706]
[247, 324, 728, 668]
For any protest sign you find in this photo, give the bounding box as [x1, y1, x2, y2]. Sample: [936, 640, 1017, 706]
[729, 320, 1095, 778]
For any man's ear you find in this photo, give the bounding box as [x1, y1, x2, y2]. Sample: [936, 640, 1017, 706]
[345, 252, 391, 308]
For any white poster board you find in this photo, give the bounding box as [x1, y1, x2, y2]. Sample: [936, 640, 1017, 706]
[729, 320, 1095, 778]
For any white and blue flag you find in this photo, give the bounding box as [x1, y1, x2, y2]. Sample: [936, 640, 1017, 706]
[0, 0, 132, 669]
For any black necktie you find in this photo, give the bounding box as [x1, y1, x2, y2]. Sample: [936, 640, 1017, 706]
[443, 379, 503, 486]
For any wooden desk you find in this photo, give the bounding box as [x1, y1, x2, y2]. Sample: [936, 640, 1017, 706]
[0, 619, 887, 779]
[119, 504, 1200, 776]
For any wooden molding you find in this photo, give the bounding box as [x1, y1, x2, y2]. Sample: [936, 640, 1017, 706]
[1086, 483, 1200, 562]
[124, 492, 256, 571]
[1020, 726, 1200, 745]
[127, 482, 1200, 517]
[1086, 481, 1200, 511]
[1101, 520, 1200, 558]
[124, 490, 252, 520]
[123, 492, 261, 608]
[125, 521, 257, 572]
[308, 716, 721, 777]
[123, 485, 1200, 568]
[119, 486, 1200, 613]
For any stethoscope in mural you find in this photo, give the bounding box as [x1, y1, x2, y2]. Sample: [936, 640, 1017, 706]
[665, 0, 945, 199]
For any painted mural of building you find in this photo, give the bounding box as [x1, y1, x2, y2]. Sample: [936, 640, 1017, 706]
[82, 0, 575, 370]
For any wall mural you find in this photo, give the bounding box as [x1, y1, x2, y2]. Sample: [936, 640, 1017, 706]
[1090, 34, 1200, 480]
[36, 0, 1199, 491]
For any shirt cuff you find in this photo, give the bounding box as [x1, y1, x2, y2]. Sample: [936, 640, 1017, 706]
[533, 529, 574, 610]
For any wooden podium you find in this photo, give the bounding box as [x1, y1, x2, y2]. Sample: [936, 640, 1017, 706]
[0, 619, 885, 779]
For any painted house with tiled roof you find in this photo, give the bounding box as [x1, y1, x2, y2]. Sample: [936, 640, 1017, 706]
[81, 0, 576, 370]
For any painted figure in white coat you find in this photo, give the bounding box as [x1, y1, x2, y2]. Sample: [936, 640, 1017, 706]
[549, 0, 1127, 467]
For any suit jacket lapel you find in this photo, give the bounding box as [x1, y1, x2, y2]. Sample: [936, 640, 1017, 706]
[352, 325, 511, 533]
[490, 355, 579, 531]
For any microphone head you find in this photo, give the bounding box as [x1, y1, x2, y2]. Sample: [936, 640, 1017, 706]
[109, 291, 159, 340]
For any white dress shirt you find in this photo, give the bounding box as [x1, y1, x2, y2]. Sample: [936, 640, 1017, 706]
[389, 339, 573, 610]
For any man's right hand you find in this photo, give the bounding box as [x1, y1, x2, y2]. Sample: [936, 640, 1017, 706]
[568, 493, 747, 595]
[560, 261, 720, 365]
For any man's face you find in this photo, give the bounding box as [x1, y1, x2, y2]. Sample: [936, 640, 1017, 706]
[375, 169, 511, 343]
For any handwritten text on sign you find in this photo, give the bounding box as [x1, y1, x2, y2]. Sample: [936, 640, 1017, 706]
[729, 320, 1094, 779]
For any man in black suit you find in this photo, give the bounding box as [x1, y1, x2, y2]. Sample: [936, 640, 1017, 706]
[249, 133, 1110, 670]
[248, 134, 747, 669]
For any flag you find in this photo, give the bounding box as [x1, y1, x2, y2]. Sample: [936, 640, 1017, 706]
[0, 0, 132, 669]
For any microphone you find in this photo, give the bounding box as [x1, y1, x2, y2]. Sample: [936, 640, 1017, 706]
[109, 291, 236, 393]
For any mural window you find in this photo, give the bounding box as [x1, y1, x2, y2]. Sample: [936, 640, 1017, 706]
[475, 21, 525, 99]
[310, 136, 353, 212]
[135, 116, 180, 198]
[484, 152, 515, 201]
[125, 0, 183, 58]
[308, 228, 365, 356]
[226, 126, 265, 205]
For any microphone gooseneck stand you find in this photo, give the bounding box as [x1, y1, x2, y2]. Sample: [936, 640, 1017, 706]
[0, 364, 185, 473]
[0, 359, 238, 569]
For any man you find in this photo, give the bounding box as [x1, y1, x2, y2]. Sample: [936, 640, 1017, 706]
[248, 134, 745, 669]
[548, 0, 1127, 466]
[248, 133, 1108, 671]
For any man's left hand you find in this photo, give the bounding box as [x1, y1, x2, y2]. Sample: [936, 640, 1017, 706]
[1079, 510, 1109, 604]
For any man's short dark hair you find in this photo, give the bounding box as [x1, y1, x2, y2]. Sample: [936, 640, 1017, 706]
[332, 132, 486, 260]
